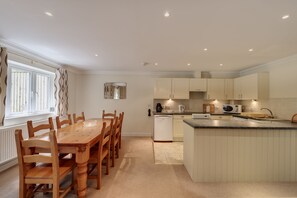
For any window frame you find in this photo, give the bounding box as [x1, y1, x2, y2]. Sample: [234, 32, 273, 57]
[5, 60, 55, 119]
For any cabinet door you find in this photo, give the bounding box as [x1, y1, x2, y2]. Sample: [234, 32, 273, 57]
[224, 79, 234, 99]
[206, 79, 225, 99]
[189, 79, 207, 92]
[173, 115, 192, 141]
[172, 78, 189, 99]
[234, 77, 242, 100]
[154, 78, 171, 99]
[241, 74, 257, 99]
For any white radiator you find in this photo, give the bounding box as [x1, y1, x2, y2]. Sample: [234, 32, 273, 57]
[0, 125, 27, 169]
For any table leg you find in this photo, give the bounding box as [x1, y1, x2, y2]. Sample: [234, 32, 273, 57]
[75, 145, 90, 198]
[77, 161, 88, 198]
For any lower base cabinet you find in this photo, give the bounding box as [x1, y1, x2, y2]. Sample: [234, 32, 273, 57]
[173, 115, 192, 141]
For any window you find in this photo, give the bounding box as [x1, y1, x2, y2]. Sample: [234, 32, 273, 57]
[6, 61, 55, 118]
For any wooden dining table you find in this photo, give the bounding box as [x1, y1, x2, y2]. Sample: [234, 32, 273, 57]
[37, 118, 111, 198]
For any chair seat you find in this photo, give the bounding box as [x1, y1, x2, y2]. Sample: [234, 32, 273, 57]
[26, 159, 75, 180]
[89, 148, 109, 163]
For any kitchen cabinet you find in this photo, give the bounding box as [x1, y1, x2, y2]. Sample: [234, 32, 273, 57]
[234, 73, 269, 100]
[189, 78, 207, 92]
[224, 79, 234, 100]
[154, 78, 189, 99]
[206, 79, 225, 99]
[173, 115, 192, 141]
[154, 78, 171, 99]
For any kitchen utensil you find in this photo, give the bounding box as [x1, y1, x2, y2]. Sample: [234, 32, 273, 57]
[203, 104, 215, 113]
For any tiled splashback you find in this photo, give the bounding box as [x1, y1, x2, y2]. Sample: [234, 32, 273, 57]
[240, 99, 297, 120]
[153, 93, 297, 119]
[153, 92, 229, 113]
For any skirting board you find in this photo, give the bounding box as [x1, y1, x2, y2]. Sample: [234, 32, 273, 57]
[0, 158, 18, 173]
[122, 132, 152, 137]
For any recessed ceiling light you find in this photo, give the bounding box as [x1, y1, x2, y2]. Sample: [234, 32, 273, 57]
[45, 12, 53, 17]
[95, 54, 98, 57]
[219, 64, 223, 66]
[282, 14, 290, 19]
[248, 48, 254, 52]
[164, 11, 170, 18]
[204, 48, 208, 51]
[154, 62, 158, 66]
[187, 63, 191, 66]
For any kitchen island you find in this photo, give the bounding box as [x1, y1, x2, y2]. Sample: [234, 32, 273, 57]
[183, 118, 297, 182]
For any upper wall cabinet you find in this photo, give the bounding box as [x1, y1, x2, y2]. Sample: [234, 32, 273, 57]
[154, 78, 171, 99]
[206, 79, 225, 99]
[154, 78, 189, 99]
[189, 78, 207, 92]
[234, 73, 269, 100]
[224, 79, 234, 100]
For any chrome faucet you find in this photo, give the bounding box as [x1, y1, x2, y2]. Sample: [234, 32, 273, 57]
[260, 108, 274, 118]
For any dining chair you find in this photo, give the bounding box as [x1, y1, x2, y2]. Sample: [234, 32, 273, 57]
[102, 110, 116, 119]
[119, 112, 124, 149]
[87, 119, 113, 189]
[27, 117, 54, 138]
[73, 112, 85, 123]
[110, 114, 122, 167]
[15, 129, 76, 198]
[56, 114, 72, 129]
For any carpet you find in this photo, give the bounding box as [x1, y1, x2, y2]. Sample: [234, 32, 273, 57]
[153, 142, 183, 164]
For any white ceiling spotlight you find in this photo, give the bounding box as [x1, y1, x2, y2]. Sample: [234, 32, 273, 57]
[282, 14, 290, 19]
[219, 63, 223, 66]
[204, 48, 208, 51]
[45, 12, 53, 17]
[95, 54, 98, 57]
[164, 11, 170, 18]
[187, 63, 191, 66]
[248, 48, 254, 52]
[154, 62, 158, 66]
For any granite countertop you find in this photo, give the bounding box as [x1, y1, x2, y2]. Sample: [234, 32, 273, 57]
[183, 118, 297, 130]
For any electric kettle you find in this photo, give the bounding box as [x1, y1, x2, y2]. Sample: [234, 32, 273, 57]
[178, 105, 185, 113]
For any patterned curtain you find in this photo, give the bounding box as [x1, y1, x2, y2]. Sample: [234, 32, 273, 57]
[0, 47, 8, 126]
[54, 67, 68, 116]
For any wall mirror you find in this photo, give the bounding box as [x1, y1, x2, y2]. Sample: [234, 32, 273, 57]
[104, 82, 127, 99]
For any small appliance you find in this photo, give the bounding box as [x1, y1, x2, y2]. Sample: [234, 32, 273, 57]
[223, 104, 242, 113]
[156, 103, 163, 112]
[178, 105, 185, 113]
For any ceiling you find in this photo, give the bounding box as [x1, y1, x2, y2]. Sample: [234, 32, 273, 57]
[0, 0, 297, 72]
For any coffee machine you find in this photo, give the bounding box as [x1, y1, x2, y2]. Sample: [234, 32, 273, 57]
[156, 103, 163, 112]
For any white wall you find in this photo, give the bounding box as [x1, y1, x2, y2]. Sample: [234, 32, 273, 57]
[74, 73, 155, 136]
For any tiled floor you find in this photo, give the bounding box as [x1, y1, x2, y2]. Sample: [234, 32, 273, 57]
[1, 137, 297, 198]
[153, 142, 183, 164]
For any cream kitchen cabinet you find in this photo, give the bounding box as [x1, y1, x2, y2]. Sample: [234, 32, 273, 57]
[206, 79, 225, 99]
[189, 78, 207, 92]
[173, 115, 192, 141]
[224, 79, 234, 100]
[234, 73, 269, 100]
[154, 78, 172, 99]
[154, 78, 189, 99]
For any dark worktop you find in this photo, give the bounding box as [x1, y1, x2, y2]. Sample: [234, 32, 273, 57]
[153, 111, 235, 116]
[183, 118, 297, 130]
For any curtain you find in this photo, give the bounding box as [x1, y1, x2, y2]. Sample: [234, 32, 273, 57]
[0, 47, 8, 126]
[55, 67, 68, 116]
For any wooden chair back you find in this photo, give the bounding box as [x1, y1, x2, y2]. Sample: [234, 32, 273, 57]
[88, 119, 113, 189]
[119, 112, 124, 148]
[27, 117, 54, 138]
[102, 110, 116, 119]
[73, 112, 85, 123]
[15, 129, 74, 198]
[56, 114, 72, 129]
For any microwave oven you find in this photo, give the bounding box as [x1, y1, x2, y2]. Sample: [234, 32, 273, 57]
[223, 104, 242, 113]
